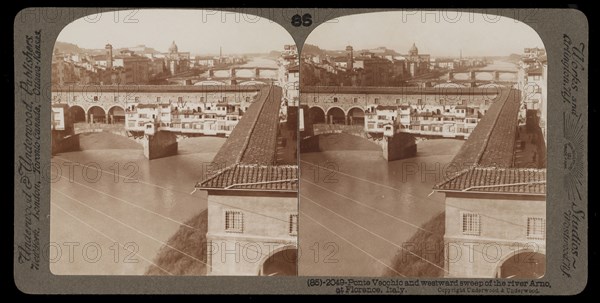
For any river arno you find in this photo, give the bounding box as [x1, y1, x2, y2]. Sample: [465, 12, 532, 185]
[50, 133, 225, 275]
[299, 138, 464, 276]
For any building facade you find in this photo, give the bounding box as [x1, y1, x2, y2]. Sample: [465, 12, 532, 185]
[164, 41, 191, 75]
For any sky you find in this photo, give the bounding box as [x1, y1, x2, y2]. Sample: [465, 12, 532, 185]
[56, 9, 294, 55]
[305, 11, 545, 57]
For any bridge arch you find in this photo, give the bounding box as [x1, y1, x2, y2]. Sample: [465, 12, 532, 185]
[478, 83, 504, 88]
[308, 106, 326, 124]
[434, 82, 467, 88]
[494, 249, 545, 279]
[347, 107, 365, 126]
[194, 80, 227, 86]
[258, 245, 297, 276]
[68, 105, 86, 123]
[326, 106, 346, 125]
[107, 105, 126, 125]
[87, 106, 107, 124]
[475, 71, 494, 81]
[239, 80, 268, 86]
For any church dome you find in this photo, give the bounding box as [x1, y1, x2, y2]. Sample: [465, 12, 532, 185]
[409, 43, 418, 55]
[169, 41, 178, 53]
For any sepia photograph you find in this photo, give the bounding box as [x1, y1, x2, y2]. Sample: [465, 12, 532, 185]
[12, 6, 590, 295]
[49, 9, 299, 276]
[298, 11, 547, 278]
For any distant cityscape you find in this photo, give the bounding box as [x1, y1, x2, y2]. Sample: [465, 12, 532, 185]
[51, 41, 264, 85]
[52, 42, 300, 140]
[301, 43, 491, 87]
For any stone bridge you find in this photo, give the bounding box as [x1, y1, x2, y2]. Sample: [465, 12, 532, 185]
[300, 122, 416, 161]
[207, 66, 278, 78]
[447, 69, 518, 86]
[51, 84, 271, 159]
[168, 66, 279, 85]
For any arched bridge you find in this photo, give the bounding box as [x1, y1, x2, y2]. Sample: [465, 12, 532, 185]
[169, 66, 279, 85]
[447, 69, 518, 86]
[300, 110, 417, 162]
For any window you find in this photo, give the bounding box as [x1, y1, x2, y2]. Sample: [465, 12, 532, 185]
[135, 97, 139, 102]
[527, 217, 545, 240]
[222, 97, 228, 103]
[72, 96, 78, 101]
[93, 96, 98, 101]
[396, 99, 401, 104]
[374, 98, 380, 104]
[333, 97, 338, 103]
[156, 97, 161, 102]
[225, 211, 243, 233]
[113, 96, 118, 102]
[200, 97, 205, 102]
[461, 212, 481, 236]
[245, 96, 250, 102]
[178, 96, 183, 102]
[289, 214, 298, 236]
[313, 96, 318, 103]
[353, 97, 358, 103]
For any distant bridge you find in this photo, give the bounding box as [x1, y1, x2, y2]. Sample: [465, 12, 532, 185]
[168, 66, 279, 85]
[444, 69, 518, 87]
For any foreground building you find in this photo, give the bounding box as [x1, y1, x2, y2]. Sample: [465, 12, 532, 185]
[195, 85, 299, 276]
[434, 88, 546, 278]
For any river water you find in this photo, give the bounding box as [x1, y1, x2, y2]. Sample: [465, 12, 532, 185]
[299, 138, 464, 276]
[50, 133, 225, 275]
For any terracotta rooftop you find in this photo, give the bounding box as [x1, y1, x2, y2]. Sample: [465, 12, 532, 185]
[301, 86, 502, 96]
[434, 88, 546, 195]
[52, 84, 263, 93]
[197, 165, 298, 192]
[435, 167, 546, 195]
[196, 85, 298, 192]
[448, 88, 520, 168]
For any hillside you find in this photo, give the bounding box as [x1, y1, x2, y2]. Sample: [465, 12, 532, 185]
[54, 41, 162, 55]
[302, 44, 400, 57]
[145, 210, 208, 275]
[386, 212, 445, 277]
[301, 44, 327, 56]
[54, 41, 85, 54]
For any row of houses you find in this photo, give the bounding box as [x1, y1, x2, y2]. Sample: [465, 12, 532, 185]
[364, 102, 486, 139]
[125, 98, 250, 137]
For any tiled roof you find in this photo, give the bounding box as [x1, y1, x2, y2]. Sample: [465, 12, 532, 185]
[301, 86, 501, 95]
[197, 164, 298, 191]
[376, 105, 398, 110]
[196, 85, 298, 192]
[209, 86, 281, 167]
[434, 167, 546, 195]
[52, 85, 263, 93]
[449, 88, 520, 168]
